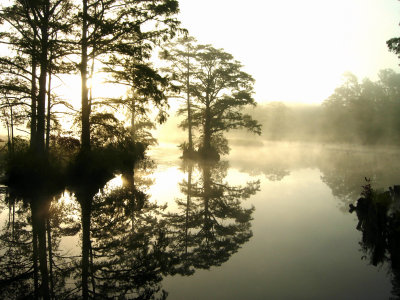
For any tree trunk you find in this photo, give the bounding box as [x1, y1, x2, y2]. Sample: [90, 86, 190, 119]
[45, 71, 52, 152]
[12, 200, 15, 237]
[31, 57, 37, 151]
[203, 103, 212, 152]
[5, 118, 10, 154]
[202, 164, 211, 244]
[5, 98, 14, 154]
[89, 243, 96, 297]
[37, 214, 50, 299]
[122, 171, 136, 229]
[36, 17, 49, 156]
[10, 104, 14, 154]
[131, 97, 136, 141]
[186, 55, 193, 152]
[81, 0, 90, 152]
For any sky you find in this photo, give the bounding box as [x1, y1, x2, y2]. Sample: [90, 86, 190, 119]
[1, 0, 399, 137]
[177, 0, 400, 104]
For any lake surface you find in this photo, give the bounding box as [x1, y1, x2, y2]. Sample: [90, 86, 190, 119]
[1, 141, 400, 299]
[150, 142, 400, 300]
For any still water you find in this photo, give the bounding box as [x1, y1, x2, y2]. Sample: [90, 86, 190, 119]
[1, 141, 400, 299]
[152, 142, 399, 300]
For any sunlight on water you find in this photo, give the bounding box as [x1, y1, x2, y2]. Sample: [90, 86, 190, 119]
[147, 142, 182, 165]
[1, 142, 400, 298]
[225, 167, 263, 186]
[147, 166, 186, 209]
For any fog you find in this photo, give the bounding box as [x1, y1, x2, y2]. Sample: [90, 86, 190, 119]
[1, 0, 400, 298]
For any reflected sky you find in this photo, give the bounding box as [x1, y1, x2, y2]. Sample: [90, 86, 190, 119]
[155, 143, 398, 299]
[1, 142, 400, 298]
[163, 168, 391, 299]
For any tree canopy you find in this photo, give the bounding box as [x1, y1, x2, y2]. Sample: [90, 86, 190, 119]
[162, 40, 261, 159]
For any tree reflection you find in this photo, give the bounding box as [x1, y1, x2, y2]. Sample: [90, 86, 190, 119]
[0, 193, 34, 299]
[65, 158, 191, 299]
[350, 181, 400, 298]
[0, 156, 260, 298]
[318, 148, 400, 212]
[166, 159, 259, 271]
[3, 153, 67, 299]
[0, 188, 79, 299]
[85, 169, 173, 299]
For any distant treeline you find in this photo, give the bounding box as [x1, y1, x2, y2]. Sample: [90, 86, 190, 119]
[250, 69, 400, 145]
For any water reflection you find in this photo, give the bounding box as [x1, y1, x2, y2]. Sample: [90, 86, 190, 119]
[0, 189, 79, 299]
[1, 154, 67, 299]
[165, 160, 259, 271]
[0, 157, 258, 298]
[4, 142, 400, 298]
[319, 148, 400, 212]
[86, 172, 171, 298]
[231, 143, 400, 212]
[0, 196, 35, 299]
[350, 182, 400, 299]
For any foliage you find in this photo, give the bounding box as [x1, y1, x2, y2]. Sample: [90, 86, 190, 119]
[0, 201, 34, 299]
[78, 0, 182, 151]
[102, 57, 170, 146]
[67, 141, 146, 197]
[4, 151, 65, 201]
[0, 0, 183, 298]
[162, 40, 261, 158]
[161, 36, 198, 154]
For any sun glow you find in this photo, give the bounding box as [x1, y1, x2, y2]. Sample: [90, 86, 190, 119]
[147, 166, 187, 209]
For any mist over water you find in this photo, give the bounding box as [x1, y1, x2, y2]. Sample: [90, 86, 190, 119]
[1, 0, 400, 298]
[147, 142, 400, 299]
[1, 140, 400, 299]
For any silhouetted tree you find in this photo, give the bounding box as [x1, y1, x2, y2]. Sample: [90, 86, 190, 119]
[247, 69, 400, 145]
[73, 2, 181, 296]
[160, 36, 198, 157]
[0, 0, 74, 157]
[87, 186, 169, 298]
[77, 0, 181, 152]
[387, 30, 400, 62]
[188, 45, 261, 158]
[102, 56, 170, 146]
[0, 91, 27, 155]
[0, 2, 39, 153]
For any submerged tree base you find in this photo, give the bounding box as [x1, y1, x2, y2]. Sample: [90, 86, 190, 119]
[197, 147, 220, 161]
[180, 148, 199, 160]
[181, 147, 221, 162]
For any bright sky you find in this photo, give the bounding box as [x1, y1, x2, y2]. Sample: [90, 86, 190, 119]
[177, 0, 400, 104]
[1, 0, 399, 137]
